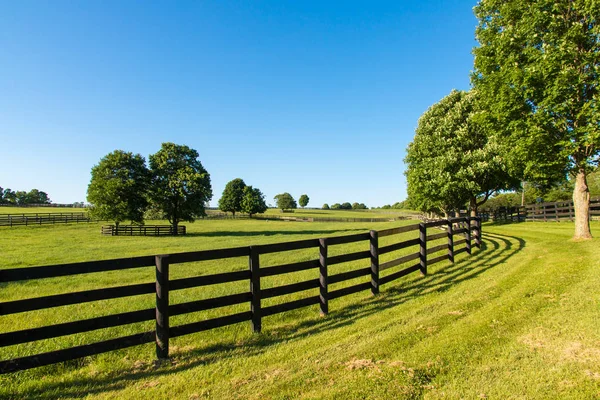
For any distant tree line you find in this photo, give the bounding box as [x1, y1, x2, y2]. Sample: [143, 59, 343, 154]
[0, 187, 51, 205]
[321, 202, 368, 210]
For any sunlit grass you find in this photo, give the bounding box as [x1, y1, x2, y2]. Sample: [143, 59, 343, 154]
[1, 221, 599, 399]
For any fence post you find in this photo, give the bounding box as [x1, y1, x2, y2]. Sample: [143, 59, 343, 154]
[419, 222, 427, 275]
[447, 219, 454, 263]
[319, 238, 328, 316]
[466, 217, 472, 255]
[555, 203, 559, 222]
[369, 230, 379, 295]
[249, 246, 261, 333]
[155, 255, 170, 359]
[478, 217, 483, 248]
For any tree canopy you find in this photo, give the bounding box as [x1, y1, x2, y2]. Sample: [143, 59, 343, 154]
[86, 150, 150, 226]
[0, 187, 51, 205]
[274, 193, 297, 211]
[219, 178, 246, 216]
[473, 0, 600, 238]
[240, 186, 267, 216]
[149, 143, 212, 233]
[405, 89, 517, 216]
[299, 194, 309, 208]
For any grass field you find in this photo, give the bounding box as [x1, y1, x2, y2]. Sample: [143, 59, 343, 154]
[1, 220, 599, 399]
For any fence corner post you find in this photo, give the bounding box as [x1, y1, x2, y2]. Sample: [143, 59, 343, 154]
[419, 222, 427, 275]
[319, 238, 329, 316]
[155, 254, 170, 359]
[466, 217, 472, 255]
[369, 230, 379, 295]
[447, 219, 454, 263]
[249, 246, 262, 333]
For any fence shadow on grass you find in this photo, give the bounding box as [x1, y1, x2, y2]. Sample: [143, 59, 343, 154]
[185, 228, 361, 238]
[12, 232, 525, 399]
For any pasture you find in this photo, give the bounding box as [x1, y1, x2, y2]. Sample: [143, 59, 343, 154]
[1, 219, 599, 399]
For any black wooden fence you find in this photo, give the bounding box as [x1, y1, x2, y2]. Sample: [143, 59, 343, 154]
[480, 198, 600, 223]
[0, 217, 481, 374]
[0, 213, 91, 227]
[101, 225, 187, 236]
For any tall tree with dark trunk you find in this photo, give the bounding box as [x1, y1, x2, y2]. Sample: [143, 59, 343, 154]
[149, 143, 212, 235]
[473, 0, 600, 239]
[219, 178, 246, 216]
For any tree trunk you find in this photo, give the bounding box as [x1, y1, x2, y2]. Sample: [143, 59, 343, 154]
[469, 197, 478, 218]
[173, 220, 178, 236]
[573, 168, 592, 240]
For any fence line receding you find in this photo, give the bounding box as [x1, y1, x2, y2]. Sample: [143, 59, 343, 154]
[0, 217, 481, 374]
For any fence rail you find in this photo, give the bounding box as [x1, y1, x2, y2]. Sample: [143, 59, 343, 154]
[0, 217, 481, 374]
[0, 212, 90, 227]
[480, 198, 600, 223]
[101, 225, 187, 236]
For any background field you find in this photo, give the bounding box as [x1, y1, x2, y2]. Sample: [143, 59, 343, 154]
[1, 220, 599, 399]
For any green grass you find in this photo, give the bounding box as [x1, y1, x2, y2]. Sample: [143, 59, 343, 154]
[1, 220, 599, 399]
[0, 206, 87, 214]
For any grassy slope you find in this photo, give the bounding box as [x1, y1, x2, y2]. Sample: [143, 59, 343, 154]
[1, 221, 599, 399]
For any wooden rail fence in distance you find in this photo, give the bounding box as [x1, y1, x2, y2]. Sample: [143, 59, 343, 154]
[0, 212, 90, 227]
[0, 217, 481, 374]
[101, 225, 187, 236]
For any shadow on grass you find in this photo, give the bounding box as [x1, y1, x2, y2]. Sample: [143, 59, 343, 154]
[10, 232, 526, 399]
[185, 228, 360, 238]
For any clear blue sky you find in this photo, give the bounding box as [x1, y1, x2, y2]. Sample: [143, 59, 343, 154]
[0, 0, 477, 207]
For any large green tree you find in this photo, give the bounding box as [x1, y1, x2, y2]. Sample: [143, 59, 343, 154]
[240, 186, 267, 217]
[274, 192, 297, 211]
[149, 143, 212, 234]
[218, 178, 247, 216]
[299, 194, 309, 208]
[405, 89, 517, 216]
[473, 0, 600, 238]
[87, 150, 150, 227]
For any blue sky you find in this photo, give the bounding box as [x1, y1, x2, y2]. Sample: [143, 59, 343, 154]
[0, 1, 477, 207]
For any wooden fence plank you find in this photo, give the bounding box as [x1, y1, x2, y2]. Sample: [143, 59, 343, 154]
[329, 282, 371, 300]
[380, 264, 421, 285]
[170, 270, 250, 291]
[0, 331, 155, 374]
[379, 238, 420, 255]
[328, 267, 371, 284]
[0, 282, 155, 315]
[260, 259, 319, 277]
[169, 312, 252, 338]
[262, 279, 320, 299]
[378, 224, 420, 237]
[327, 250, 371, 265]
[379, 252, 420, 271]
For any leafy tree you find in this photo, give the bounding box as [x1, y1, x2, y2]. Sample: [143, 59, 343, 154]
[240, 186, 267, 217]
[87, 150, 150, 227]
[473, 0, 600, 238]
[322, 203, 330, 210]
[218, 178, 246, 216]
[405, 89, 518, 217]
[3, 188, 16, 205]
[341, 202, 352, 210]
[15, 191, 28, 205]
[299, 194, 309, 208]
[149, 143, 212, 234]
[26, 189, 51, 204]
[352, 202, 368, 210]
[274, 192, 297, 211]
[331, 203, 341, 210]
